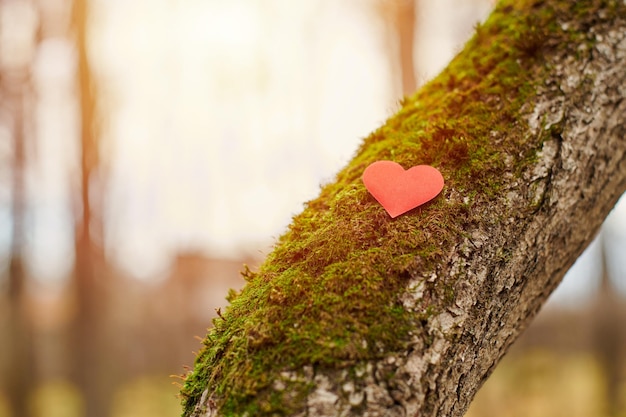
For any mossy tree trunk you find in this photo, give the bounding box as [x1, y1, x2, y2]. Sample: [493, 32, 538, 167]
[181, 1, 626, 416]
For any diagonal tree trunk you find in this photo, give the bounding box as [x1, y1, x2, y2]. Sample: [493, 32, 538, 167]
[181, 0, 626, 416]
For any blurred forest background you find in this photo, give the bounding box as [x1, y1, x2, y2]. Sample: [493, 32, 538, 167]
[0, 0, 625, 416]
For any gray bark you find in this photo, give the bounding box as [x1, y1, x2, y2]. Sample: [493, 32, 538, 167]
[185, 1, 626, 416]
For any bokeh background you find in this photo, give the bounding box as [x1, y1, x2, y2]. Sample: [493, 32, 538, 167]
[0, 1, 625, 416]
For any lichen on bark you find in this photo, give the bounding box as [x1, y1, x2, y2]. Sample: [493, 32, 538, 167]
[180, 0, 626, 416]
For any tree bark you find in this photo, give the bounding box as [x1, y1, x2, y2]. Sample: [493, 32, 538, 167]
[181, 1, 626, 416]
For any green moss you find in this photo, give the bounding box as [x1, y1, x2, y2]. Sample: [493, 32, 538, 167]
[179, 0, 607, 415]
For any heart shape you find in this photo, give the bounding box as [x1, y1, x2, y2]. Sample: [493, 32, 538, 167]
[362, 161, 444, 218]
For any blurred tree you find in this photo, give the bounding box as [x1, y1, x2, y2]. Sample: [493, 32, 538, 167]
[376, 0, 418, 97]
[180, 1, 626, 416]
[69, 0, 110, 416]
[393, 0, 417, 96]
[0, 1, 39, 416]
[592, 233, 624, 417]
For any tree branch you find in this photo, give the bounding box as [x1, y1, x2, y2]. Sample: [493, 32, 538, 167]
[181, 1, 626, 416]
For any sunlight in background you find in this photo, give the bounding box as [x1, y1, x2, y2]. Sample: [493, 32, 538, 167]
[93, 0, 399, 278]
[28, 36, 79, 285]
[89, 0, 499, 279]
[11, 0, 625, 296]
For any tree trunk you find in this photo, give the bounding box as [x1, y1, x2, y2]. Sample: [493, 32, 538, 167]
[592, 235, 623, 417]
[377, 0, 418, 98]
[69, 0, 110, 416]
[5, 79, 35, 417]
[1, 1, 38, 415]
[393, 0, 418, 96]
[181, 1, 626, 416]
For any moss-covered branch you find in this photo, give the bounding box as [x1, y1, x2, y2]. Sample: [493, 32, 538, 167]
[181, 0, 626, 416]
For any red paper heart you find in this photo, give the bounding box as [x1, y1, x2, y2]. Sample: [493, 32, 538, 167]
[362, 161, 444, 218]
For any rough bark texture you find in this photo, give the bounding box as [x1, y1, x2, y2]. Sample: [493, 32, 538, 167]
[181, 1, 626, 416]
